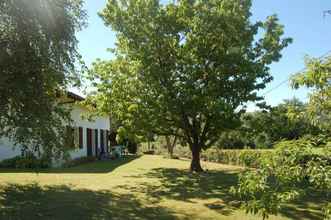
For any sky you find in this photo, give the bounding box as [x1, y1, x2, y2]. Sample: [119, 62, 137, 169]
[76, 0, 331, 109]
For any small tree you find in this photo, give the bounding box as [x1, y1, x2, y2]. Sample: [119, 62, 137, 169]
[95, 0, 291, 171]
[234, 56, 331, 219]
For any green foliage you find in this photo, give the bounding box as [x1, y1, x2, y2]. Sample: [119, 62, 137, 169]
[291, 56, 331, 131]
[202, 148, 272, 168]
[233, 54, 331, 219]
[0, 155, 50, 169]
[215, 98, 321, 150]
[254, 132, 272, 149]
[302, 134, 331, 147]
[142, 142, 272, 168]
[241, 98, 320, 144]
[0, 0, 86, 160]
[89, 0, 291, 171]
[216, 131, 248, 149]
[63, 156, 97, 168]
[233, 139, 331, 219]
[127, 141, 138, 154]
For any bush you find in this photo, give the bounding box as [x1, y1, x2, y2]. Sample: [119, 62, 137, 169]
[127, 141, 138, 154]
[216, 131, 247, 149]
[302, 134, 331, 147]
[0, 156, 21, 168]
[233, 139, 331, 219]
[0, 155, 50, 169]
[143, 150, 155, 155]
[63, 156, 97, 167]
[254, 132, 272, 149]
[201, 148, 272, 168]
[139, 141, 272, 168]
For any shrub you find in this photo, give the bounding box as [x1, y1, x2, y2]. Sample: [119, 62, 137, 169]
[201, 148, 272, 168]
[0, 155, 50, 169]
[216, 131, 247, 149]
[302, 134, 331, 147]
[127, 141, 138, 154]
[254, 132, 272, 149]
[0, 156, 21, 168]
[63, 156, 97, 167]
[233, 139, 331, 219]
[143, 150, 155, 155]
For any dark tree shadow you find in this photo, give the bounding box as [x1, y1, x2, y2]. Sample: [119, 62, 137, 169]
[116, 168, 242, 216]
[0, 183, 177, 220]
[116, 167, 327, 219]
[279, 192, 328, 220]
[0, 155, 140, 174]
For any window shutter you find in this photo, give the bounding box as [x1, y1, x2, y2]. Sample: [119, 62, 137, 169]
[106, 130, 110, 152]
[100, 129, 104, 152]
[79, 127, 83, 149]
[86, 128, 93, 156]
[95, 129, 98, 156]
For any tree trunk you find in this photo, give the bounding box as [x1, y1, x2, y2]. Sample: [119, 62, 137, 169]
[147, 140, 150, 150]
[190, 145, 203, 172]
[165, 135, 176, 158]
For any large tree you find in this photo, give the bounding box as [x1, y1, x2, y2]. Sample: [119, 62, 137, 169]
[0, 0, 86, 159]
[95, 0, 291, 171]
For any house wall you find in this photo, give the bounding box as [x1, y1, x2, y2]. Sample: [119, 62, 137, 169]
[0, 104, 110, 164]
[68, 105, 110, 160]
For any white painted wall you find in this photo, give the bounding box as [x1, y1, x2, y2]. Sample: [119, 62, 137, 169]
[0, 104, 110, 163]
[68, 105, 110, 160]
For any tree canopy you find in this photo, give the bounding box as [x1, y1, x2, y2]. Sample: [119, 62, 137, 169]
[0, 0, 86, 159]
[88, 0, 291, 171]
[291, 56, 331, 131]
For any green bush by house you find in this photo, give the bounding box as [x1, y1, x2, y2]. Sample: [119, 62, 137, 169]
[0, 155, 50, 169]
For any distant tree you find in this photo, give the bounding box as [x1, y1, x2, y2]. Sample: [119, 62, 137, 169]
[216, 130, 248, 149]
[240, 98, 320, 146]
[0, 0, 86, 159]
[165, 134, 178, 158]
[93, 0, 291, 171]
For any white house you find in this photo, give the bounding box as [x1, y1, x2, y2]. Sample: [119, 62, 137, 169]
[0, 91, 111, 163]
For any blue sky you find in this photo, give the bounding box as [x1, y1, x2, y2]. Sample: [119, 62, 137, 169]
[76, 0, 331, 109]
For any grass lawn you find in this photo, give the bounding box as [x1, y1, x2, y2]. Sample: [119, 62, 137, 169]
[0, 155, 326, 220]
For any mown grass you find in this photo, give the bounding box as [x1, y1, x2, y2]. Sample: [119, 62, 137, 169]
[0, 155, 326, 220]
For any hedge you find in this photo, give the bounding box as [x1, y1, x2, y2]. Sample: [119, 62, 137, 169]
[139, 143, 273, 168]
[200, 148, 273, 168]
[0, 155, 50, 169]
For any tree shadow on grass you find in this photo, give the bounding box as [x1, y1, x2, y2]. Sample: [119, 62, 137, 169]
[279, 192, 328, 220]
[116, 167, 327, 219]
[0, 183, 177, 220]
[0, 155, 140, 174]
[116, 168, 242, 216]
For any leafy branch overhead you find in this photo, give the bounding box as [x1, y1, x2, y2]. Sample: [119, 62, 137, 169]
[291, 56, 331, 131]
[0, 0, 86, 159]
